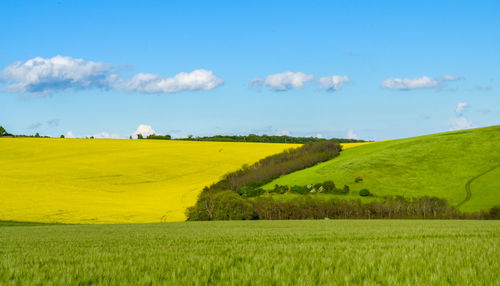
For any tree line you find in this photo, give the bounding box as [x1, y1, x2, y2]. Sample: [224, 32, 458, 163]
[203, 140, 342, 195]
[142, 134, 366, 144]
[186, 192, 500, 221]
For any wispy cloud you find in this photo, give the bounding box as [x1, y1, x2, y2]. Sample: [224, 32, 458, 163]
[0, 56, 224, 95]
[251, 72, 350, 92]
[319, 75, 349, 91]
[92, 132, 121, 139]
[381, 75, 461, 90]
[47, 118, 60, 127]
[347, 130, 358, 139]
[449, 117, 473, 131]
[119, 69, 224, 94]
[455, 102, 469, 115]
[28, 122, 42, 129]
[252, 71, 314, 91]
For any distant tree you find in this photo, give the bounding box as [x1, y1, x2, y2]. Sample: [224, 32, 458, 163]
[129, 136, 132, 139]
[0, 126, 6, 136]
[359, 189, 371, 196]
[35, 132, 40, 137]
[137, 134, 143, 139]
[188, 134, 193, 139]
[90, 136, 94, 139]
[60, 135, 65, 138]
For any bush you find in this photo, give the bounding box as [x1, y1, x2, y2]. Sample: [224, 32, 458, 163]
[355, 175, 363, 183]
[290, 185, 309, 195]
[359, 189, 371, 196]
[186, 191, 255, 220]
[272, 184, 288, 194]
[237, 186, 265, 197]
[487, 205, 500, 219]
[322, 181, 336, 192]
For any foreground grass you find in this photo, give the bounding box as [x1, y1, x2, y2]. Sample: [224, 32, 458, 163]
[0, 138, 297, 223]
[1, 220, 498, 285]
[267, 126, 500, 211]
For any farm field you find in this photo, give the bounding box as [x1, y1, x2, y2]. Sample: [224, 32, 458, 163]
[0, 138, 298, 224]
[0, 220, 499, 285]
[266, 126, 500, 212]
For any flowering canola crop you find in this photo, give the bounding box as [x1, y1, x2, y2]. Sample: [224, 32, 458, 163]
[0, 138, 298, 224]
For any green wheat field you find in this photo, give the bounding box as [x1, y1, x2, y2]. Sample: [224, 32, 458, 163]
[1, 220, 499, 285]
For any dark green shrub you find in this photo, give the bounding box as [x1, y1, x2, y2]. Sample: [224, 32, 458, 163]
[322, 181, 336, 192]
[487, 205, 500, 219]
[237, 186, 265, 197]
[355, 175, 363, 183]
[359, 189, 371, 196]
[290, 185, 309, 194]
[343, 185, 350, 193]
[272, 184, 288, 194]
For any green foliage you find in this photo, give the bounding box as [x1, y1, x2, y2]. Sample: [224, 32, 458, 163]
[60, 135, 65, 138]
[487, 205, 500, 219]
[322, 180, 336, 192]
[137, 134, 143, 139]
[146, 134, 172, 140]
[359, 189, 371, 196]
[186, 191, 255, 221]
[0, 221, 498, 285]
[237, 185, 265, 197]
[271, 184, 288, 194]
[203, 140, 342, 194]
[0, 126, 6, 136]
[267, 125, 500, 212]
[290, 185, 309, 194]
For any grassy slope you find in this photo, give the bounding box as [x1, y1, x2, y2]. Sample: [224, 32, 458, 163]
[0, 221, 498, 285]
[0, 138, 298, 224]
[266, 126, 500, 211]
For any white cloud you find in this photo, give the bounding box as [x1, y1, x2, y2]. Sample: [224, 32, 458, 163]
[0, 56, 224, 95]
[381, 75, 460, 90]
[319, 75, 349, 91]
[347, 130, 358, 140]
[134, 124, 156, 137]
[259, 71, 314, 91]
[0, 55, 114, 93]
[455, 102, 469, 115]
[315, 133, 323, 139]
[120, 69, 224, 94]
[450, 117, 473, 131]
[92, 132, 121, 139]
[65, 131, 75, 138]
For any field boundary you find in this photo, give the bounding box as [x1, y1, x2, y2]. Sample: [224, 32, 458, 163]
[456, 164, 500, 207]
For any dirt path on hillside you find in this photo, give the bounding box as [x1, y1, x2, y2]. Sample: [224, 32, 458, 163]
[456, 164, 500, 208]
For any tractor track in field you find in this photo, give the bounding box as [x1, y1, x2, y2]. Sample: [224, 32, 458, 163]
[456, 164, 500, 208]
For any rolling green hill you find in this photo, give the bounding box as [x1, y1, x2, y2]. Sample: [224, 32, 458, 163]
[265, 125, 500, 211]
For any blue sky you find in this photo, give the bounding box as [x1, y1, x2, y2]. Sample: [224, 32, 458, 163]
[1, 0, 499, 140]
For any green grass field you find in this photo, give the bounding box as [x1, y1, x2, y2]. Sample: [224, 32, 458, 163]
[0, 220, 498, 285]
[266, 126, 500, 212]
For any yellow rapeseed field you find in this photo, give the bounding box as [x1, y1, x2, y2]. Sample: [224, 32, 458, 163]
[0, 138, 298, 224]
[340, 142, 374, 149]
